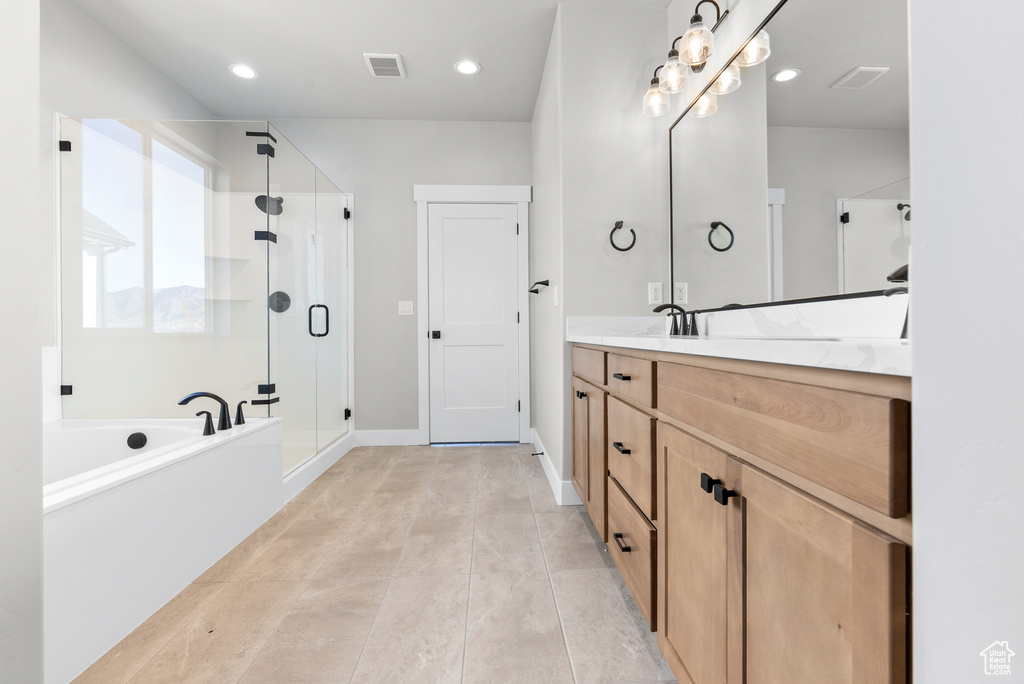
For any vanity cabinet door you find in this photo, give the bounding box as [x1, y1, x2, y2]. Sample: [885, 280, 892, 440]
[572, 376, 607, 541]
[741, 465, 907, 684]
[657, 423, 732, 684]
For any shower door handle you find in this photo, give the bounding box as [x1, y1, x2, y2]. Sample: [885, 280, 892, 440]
[308, 304, 329, 337]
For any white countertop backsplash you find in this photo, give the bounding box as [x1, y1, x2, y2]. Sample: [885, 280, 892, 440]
[566, 294, 910, 377]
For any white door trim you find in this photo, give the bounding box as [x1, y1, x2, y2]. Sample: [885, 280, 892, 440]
[415, 185, 532, 444]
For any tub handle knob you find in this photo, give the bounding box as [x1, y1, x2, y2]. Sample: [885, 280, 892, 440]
[196, 411, 216, 436]
[235, 401, 247, 426]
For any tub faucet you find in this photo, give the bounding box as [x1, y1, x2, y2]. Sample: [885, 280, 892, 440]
[178, 392, 232, 431]
[653, 303, 689, 336]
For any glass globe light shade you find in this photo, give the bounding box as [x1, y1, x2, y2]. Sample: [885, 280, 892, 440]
[710, 63, 741, 95]
[736, 30, 770, 67]
[691, 90, 718, 118]
[680, 16, 714, 66]
[642, 80, 670, 117]
[659, 52, 690, 94]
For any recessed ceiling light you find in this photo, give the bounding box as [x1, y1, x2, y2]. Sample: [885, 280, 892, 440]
[453, 60, 481, 75]
[229, 64, 258, 79]
[771, 68, 801, 82]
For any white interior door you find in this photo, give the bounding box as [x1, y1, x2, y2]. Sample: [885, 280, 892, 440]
[839, 199, 911, 293]
[428, 203, 520, 443]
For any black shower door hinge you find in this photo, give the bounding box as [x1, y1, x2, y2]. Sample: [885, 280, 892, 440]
[344, 208, 351, 220]
[256, 143, 275, 157]
[254, 230, 278, 243]
[60, 385, 73, 395]
[59, 140, 72, 152]
[518, 400, 521, 413]
[344, 408, 352, 420]
[840, 211, 850, 224]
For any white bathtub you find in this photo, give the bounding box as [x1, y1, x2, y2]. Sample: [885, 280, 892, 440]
[44, 417, 284, 684]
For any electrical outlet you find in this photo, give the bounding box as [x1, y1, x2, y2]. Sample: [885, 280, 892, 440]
[398, 301, 413, 316]
[674, 282, 688, 305]
[648, 282, 664, 305]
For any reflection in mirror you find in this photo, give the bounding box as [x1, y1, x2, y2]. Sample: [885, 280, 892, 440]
[670, 0, 909, 310]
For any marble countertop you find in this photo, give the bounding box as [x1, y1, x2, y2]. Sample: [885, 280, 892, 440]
[567, 317, 911, 377]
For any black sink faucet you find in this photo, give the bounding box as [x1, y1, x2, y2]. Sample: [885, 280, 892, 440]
[653, 303, 688, 336]
[178, 392, 232, 431]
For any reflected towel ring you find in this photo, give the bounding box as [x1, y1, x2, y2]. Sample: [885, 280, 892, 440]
[610, 221, 636, 252]
[708, 221, 734, 252]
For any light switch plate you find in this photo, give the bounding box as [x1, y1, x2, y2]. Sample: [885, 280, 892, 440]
[398, 301, 413, 316]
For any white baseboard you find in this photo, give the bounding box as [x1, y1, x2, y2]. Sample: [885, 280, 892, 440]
[356, 429, 428, 447]
[282, 432, 357, 502]
[532, 428, 582, 506]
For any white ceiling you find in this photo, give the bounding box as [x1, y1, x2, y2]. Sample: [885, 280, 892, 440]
[67, 0, 672, 122]
[764, 0, 909, 130]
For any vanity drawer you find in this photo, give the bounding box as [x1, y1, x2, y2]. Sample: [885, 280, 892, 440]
[657, 362, 909, 518]
[607, 396, 656, 521]
[607, 476, 657, 631]
[572, 346, 607, 385]
[608, 353, 656, 408]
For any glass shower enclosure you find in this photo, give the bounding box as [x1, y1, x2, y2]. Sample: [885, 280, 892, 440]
[59, 119, 352, 475]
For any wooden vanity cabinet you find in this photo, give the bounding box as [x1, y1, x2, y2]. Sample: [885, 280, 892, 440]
[571, 374, 608, 541]
[658, 421, 908, 684]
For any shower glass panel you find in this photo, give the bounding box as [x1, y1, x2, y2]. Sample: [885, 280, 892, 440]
[266, 126, 319, 474]
[314, 169, 350, 453]
[60, 118, 352, 476]
[60, 119, 270, 419]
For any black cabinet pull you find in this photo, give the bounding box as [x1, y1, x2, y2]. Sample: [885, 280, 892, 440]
[576, 390, 587, 399]
[713, 483, 737, 506]
[612, 442, 630, 454]
[612, 373, 631, 381]
[613, 533, 631, 553]
[700, 472, 720, 493]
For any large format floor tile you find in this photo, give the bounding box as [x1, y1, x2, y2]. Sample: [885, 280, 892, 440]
[73, 445, 676, 684]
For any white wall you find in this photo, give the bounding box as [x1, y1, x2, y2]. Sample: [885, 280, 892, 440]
[529, 4, 670, 481]
[768, 126, 910, 299]
[910, 0, 1024, 679]
[530, 10, 566, 478]
[0, 0, 42, 680]
[271, 119, 532, 431]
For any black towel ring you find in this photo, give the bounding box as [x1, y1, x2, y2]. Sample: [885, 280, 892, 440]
[610, 221, 636, 252]
[708, 221, 734, 252]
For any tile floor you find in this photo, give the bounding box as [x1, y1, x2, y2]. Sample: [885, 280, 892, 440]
[73, 445, 676, 684]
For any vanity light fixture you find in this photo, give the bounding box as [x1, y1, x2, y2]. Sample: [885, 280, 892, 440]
[678, 0, 730, 70]
[453, 59, 481, 75]
[735, 29, 771, 68]
[771, 68, 802, 82]
[710, 62, 742, 95]
[642, 66, 671, 117]
[691, 90, 719, 118]
[229, 64, 258, 79]
[659, 48, 690, 94]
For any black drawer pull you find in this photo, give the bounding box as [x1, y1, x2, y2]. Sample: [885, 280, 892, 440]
[713, 483, 737, 506]
[612, 373, 631, 381]
[700, 472, 720, 493]
[613, 533, 631, 553]
[576, 390, 587, 399]
[612, 442, 630, 454]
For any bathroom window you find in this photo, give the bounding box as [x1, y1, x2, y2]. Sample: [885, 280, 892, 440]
[80, 120, 209, 333]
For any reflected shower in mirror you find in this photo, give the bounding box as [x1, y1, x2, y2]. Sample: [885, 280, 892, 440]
[670, 0, 909, 310]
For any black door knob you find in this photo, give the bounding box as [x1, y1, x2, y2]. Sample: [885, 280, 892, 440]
[700, 472, 720, 493]
[431, 330, 441, 339]
[713, 483, 737, 506]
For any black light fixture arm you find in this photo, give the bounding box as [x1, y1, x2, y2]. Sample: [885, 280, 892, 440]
[692, 0, 723, 25]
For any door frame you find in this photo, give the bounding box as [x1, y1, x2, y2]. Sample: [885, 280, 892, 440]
[413, 185, 532, 444]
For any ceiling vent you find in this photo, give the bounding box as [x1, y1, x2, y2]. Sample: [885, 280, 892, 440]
[831, 66, 889, 90]
[364, 53, 407, 78]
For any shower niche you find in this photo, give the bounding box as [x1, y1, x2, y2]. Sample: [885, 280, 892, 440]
[58, 119, 353, 475]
